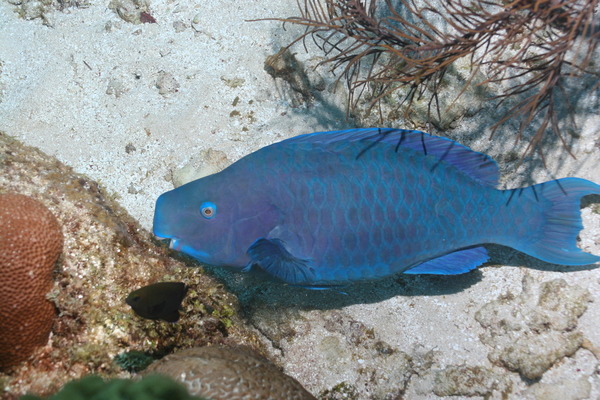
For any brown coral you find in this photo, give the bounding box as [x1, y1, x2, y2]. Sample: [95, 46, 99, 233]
[0, 193, 63, 371]
[145, 345, 316, 400]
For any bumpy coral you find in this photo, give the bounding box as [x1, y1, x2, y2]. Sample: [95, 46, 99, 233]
[0, 193, 63, 370]
[145, 345, 316, 400]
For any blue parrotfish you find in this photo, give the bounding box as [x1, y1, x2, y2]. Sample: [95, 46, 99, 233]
[153, 128, 600, 287]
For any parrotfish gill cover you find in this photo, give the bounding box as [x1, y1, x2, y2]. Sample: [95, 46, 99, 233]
[153, 128, 600, 287]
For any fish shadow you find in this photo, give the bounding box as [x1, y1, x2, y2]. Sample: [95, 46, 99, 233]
[203, 261, 484, 312]
[486, 243, 599, 274]
[178, 239, 598, 314]
[206, 265, 483, 310]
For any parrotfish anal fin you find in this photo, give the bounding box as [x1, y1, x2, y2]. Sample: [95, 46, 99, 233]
[404, 246, 489, 275]
[246, 238, 317, 284]
[282, 128, 499, 187]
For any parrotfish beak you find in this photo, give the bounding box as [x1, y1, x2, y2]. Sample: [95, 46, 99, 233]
[153, 191, 211, 261]
[153, 193, 179, 248]
[153, 199, 176, 247]
[153, 191, 175, 240]
[168, 238, 181, 250]
[164, 236, 211, 261]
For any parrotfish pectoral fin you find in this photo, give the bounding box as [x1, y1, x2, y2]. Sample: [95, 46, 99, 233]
[246, 238, 317, 284]
[404, 246, 489, 275]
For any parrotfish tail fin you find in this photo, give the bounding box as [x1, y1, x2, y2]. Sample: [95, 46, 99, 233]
[504, 177, 600, 266]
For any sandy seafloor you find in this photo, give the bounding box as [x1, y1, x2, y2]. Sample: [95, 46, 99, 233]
[1, 0, 600, 399]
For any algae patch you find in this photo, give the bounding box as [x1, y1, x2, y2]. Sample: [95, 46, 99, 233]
[432, 365, 510, 397]
[220, 76, 245, 88]
[320, 381, 359, 400]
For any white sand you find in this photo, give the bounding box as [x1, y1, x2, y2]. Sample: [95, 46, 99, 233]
[0, 0, 342, 230]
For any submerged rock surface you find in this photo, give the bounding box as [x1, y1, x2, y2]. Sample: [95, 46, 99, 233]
[0, 132, 264, 398]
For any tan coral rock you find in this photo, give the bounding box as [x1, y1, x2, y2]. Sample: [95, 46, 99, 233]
[145, 345, 316, 400]
[0, 193, 63, 370]
[0, 132, 264, 397]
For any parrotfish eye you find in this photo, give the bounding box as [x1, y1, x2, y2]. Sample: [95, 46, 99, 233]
[200, 201, 217, 219]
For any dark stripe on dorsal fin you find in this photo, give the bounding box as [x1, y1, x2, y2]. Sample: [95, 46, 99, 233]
[281, 128, 500, 187]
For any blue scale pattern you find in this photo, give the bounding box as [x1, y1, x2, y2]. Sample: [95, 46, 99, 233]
[261, 139, 499, 284]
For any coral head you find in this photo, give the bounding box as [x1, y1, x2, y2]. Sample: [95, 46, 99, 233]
[0, 193, 63, 370]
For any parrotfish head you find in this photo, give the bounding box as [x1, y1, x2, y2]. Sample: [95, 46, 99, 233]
[153, 170, 279, 268]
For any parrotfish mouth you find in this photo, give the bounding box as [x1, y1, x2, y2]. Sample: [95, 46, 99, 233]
[157, 236, 211, 261]
[153, 232, 177, 247]
[154, 235, 184, 252]
[168, 238, 182, 251]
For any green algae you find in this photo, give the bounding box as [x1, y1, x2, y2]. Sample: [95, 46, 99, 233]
[211, 303, 235, 329]
[20, 374, 207, 400]
[114, 351, 155, 373]
[320, 382, 359, 400]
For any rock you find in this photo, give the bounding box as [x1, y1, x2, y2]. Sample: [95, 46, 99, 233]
[529, 377, 591, 400]
[264, 48, 313, 106]
[171, 148, 230, 187]
[475, 275, 592, 379]
[155, 71, 180, 97]
[108, 0, 151, 25]
[432, 365, 509, 397]
[0, 132, 263, 398]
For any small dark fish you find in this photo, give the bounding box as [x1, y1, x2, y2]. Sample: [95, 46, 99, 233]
[126, 282, 187, 322]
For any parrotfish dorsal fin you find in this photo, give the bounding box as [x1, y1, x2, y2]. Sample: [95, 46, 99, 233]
[282, 128, 499, 187]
